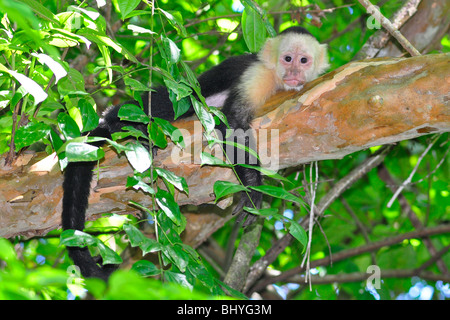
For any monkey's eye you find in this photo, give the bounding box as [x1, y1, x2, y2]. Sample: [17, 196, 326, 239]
[300, 57, 308, 64]
[284, 56, 292, 62]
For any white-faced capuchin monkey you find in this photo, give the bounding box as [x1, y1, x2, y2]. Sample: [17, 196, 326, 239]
[62, 26, 329, 280]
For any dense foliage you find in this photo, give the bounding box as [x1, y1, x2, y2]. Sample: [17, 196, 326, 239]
[0, 0, 449, 300]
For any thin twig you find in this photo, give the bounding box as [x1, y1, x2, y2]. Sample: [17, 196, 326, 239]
[301, 161, 319, 290]
[354, 0, 420, 59]
[387, 134, 440, 208]
[358, 0, 421, 56]
[249, 224, 450, 293]
[244, 145, 394, 293]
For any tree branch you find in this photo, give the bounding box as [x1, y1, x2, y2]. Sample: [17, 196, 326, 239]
[1, 53, 449, 246]
[289, 270, 450, 286]
[244, 144, 393, 292]
[223, 218, 264, 291]
[248, 224, 450, 293]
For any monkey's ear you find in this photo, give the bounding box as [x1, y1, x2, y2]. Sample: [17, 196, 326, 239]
[315, 43, 330, 75]
[259, 38, 279, 69]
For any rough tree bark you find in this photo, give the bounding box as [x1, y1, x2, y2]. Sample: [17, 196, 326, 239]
[1, 53, 449, 246]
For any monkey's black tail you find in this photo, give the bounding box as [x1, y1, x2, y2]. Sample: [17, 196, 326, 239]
[62, 127, 116, 281]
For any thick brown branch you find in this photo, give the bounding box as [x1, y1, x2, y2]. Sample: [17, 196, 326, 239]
[0, 53, 449, 245]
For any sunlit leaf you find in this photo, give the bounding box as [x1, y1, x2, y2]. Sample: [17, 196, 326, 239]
[66, 142, 104, 162]
[78, 99, 99, 132]
[31, 53, 67, 83]
[14, 122, 51, 150]
[57, 112, 81, 139]
[155, 167, 188, 195]
[156, 189, 183, 227]
[124, 141, 152, 173]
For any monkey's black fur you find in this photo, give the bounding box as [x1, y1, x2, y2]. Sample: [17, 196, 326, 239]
[62, 27, 310, 280]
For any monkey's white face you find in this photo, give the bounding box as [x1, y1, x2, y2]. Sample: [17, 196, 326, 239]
[278, 48, 313, 90]
[274, 33, 329, 91]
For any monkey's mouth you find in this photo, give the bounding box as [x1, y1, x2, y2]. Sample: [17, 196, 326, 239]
[284, 79, 302, 87]
[283, 76, 305, 88]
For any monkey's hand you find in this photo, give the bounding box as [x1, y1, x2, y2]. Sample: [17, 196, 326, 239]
[232, 189, 263, 227]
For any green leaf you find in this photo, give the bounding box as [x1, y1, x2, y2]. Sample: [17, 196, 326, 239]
[200, 152, 229, 167]
[180, 61, 200, 91]
[213, 181, 248, 202]
[239, 164, 291, 183]
[102, 137, 134, 153]
[17, 0, 60, 25]
[191, 97, 215, 134]
[243, 206, 278, 218]
[57, 113, 81, 139]
[171, 245, 189, 272]
[31, 53, 67, 83]
[124, 141, 152, 173]
[160, 36, 181, 65]
[95, 241, 123, 265]
[98, 44, 112, 83]
[124, 77, 152, 91]
[0, 0, 40, 32]
[164, 79, 192, 101]
[157, 8, 187, 37]
[153, 117, 184, 147]
[0, 238, 17, 262]
[57, 68, 86, 96]
[49, 128, 64, 153]
[14, 122, 51, 150]
[173, 96, 191, 120]
[111, 126, 148, 141]
[186, 262, 217, 291]
[60, 230, 122, 265]
[128, 24, 157, 35]
[117, 0, 141, 20]
[156, 189, 183, 227]
[60, 229, 97, 247]
[49, 28, 91, 48]
[132, 260, 160, 277]
[208, 106, 229, 128]
[243, 206, 307, 246]
[66, 142, 104, 162]
[118, 103, 150, 124]
[123, 224, 162, 255]
[250, 185, 303, 204]
[78, 28, 138, 63]
[240, 0, 276, 37]
[155, 168, 189, 195]
[78, 99, 99, 132]
[161, 245, 189, 273]
[148, 121, 167, 149]
[216, 279, 249, 300]
[164, 271, 192, 290]
[6, 69, 47, 105]
[288, 221, 308, 247]
[242, 5, 267, 52]
[126, 176, 155, 195]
